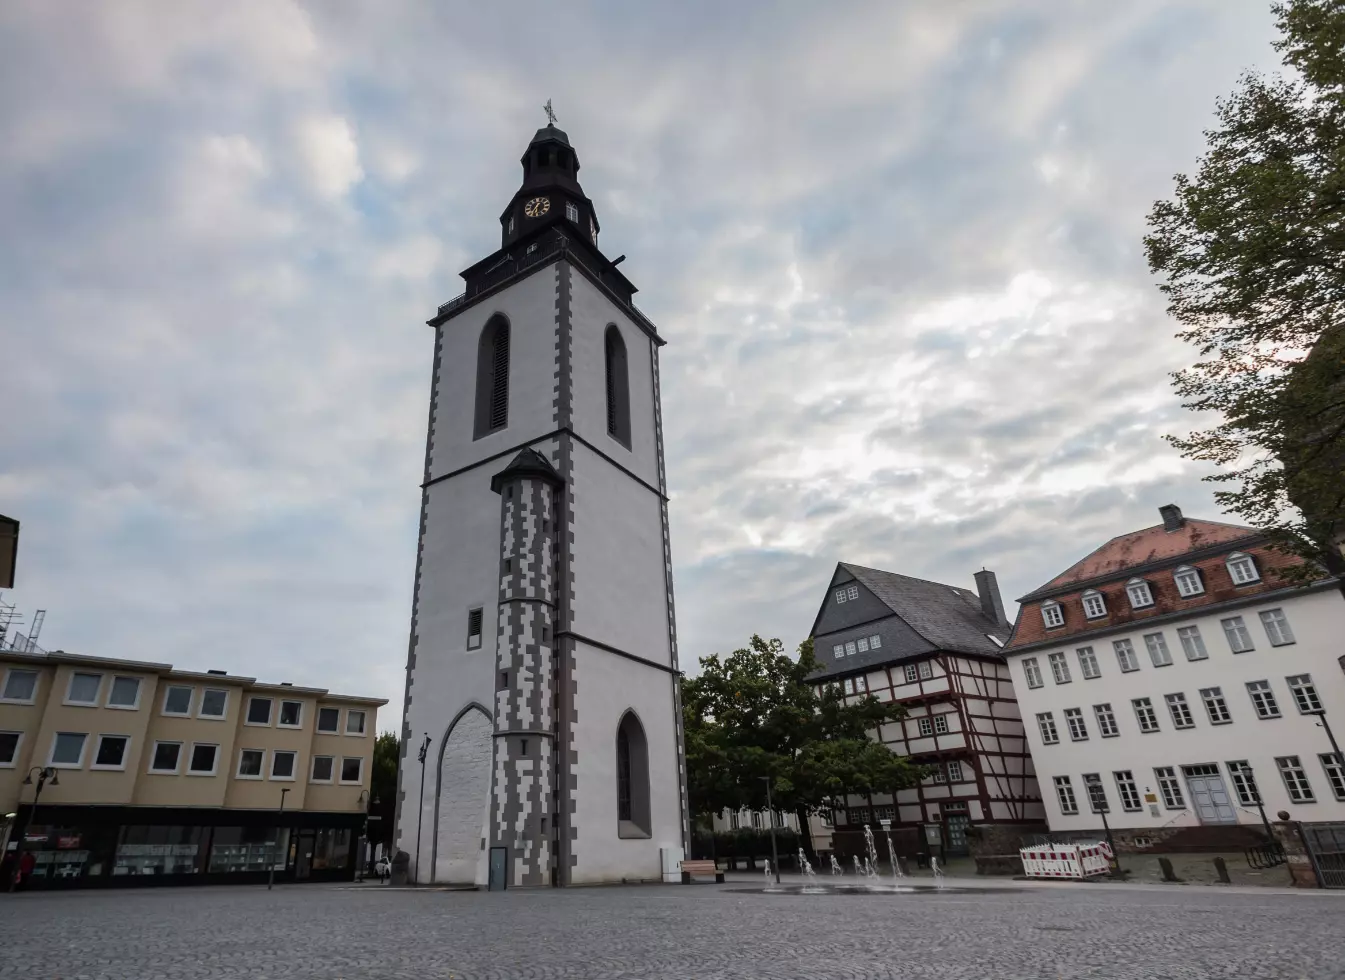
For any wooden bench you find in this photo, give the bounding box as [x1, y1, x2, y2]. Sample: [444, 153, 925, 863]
[680, 859, 724, 884]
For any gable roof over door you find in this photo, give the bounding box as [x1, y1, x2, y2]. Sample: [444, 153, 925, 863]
[810, 562, 1009, 660]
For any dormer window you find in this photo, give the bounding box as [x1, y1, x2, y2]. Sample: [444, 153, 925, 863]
[1041, 601, 1064, 629]
[1226, 552, 1260, 585]
[507, 216, 515, 235]
[1081, 590, 1107, 620]
[1125, 578, 1154, 609]
[565, 201, 579, 222]
[1173, 565, 1204, 597]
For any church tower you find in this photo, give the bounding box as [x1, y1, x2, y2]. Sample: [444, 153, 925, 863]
[395, 114, 689, 887]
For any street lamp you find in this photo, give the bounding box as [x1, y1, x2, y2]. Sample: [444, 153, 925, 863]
[1084, 777, 1120, 879]
[267, 787, 290, 891]
[8, 766, 58, 892]
[758, 776, 780, 885]
[415, 733, 431, 886]
[1305, 708, 1344, 764]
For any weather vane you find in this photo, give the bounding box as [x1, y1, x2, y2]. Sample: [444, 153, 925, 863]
[544, 99, 557, 126]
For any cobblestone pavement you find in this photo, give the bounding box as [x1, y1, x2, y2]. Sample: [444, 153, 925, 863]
[1, 879, 1340, 980]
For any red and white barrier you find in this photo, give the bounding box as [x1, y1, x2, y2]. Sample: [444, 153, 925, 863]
[1019, 843, 1111, 879]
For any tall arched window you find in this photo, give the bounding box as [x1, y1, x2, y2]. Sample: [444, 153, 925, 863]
[473, 315, 510, 440]
[615, 710, 650, 837]
[604, 324, 631, 448]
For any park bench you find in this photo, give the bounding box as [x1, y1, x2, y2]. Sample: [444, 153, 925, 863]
[680, 859, 724, 884]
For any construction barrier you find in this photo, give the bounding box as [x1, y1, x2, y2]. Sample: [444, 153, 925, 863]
[1019, 843, 1111, 879]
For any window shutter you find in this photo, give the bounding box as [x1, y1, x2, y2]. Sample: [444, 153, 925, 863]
[489, 324, 510, 430]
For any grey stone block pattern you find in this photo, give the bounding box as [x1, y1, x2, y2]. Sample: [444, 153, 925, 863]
[489, 476, 558, 887]
[4, 881, 1340, 980]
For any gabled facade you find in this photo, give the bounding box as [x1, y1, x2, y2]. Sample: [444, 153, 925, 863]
[1004, 505, 1345, 849]
[809, 563, 1044, 861]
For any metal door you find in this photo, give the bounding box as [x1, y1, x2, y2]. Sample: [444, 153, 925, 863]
[944, 815, 970, 856]
[488, 846, 507, 891]
[295, 831, 315, 879]
[1302, 823, 1345, 888]
[1182, 765, 1237, 824]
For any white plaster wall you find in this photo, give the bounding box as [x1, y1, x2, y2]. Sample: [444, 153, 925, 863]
[567, 274, 661, 490]
[1011, 587, 1345, 830]
[568, 440, 671, 666]
[568, 642, 682, 884]
[433, 707, 492, 885]
[429, 265, 560, 480]
[396, 466, 506, 872]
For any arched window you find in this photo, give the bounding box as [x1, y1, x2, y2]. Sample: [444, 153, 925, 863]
[473, 315, 510, 440]
[604, 324, 631, 448]
[615, 710, 650, 837]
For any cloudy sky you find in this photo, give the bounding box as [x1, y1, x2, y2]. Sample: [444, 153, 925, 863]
[1, 1, 1283, 722]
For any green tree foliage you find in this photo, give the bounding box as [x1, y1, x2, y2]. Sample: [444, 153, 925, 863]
[682, 635, 921, 857]
[1145, 0, 1345, 577]
[367, 731, 399, 847]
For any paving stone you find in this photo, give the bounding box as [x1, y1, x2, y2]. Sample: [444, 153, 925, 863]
[0, 879, 1339, 979]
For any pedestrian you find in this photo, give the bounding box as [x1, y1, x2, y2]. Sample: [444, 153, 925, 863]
[17, 850, 36, 891]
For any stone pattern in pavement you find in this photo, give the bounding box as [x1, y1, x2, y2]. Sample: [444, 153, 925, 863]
[0, 879, 1339, 980]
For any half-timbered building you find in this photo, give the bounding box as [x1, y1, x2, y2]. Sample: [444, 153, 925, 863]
[809, 563, 1045, 861]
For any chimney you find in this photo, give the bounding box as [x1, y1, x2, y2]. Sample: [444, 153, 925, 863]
[973, 569, 1009, 627]
[206, 669, 226, 676]
[1159, 504, 1185, 532]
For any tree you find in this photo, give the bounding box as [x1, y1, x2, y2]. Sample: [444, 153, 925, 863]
[1145, 0, 1345, 580]
[367, 731, 399, 849]
[682, 635, 922, 859]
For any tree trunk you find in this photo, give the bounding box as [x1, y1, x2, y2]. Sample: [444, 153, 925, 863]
[795, 806, 816, 862]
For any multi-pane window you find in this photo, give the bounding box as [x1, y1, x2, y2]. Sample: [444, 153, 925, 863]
[835, 585, 859, 603]
[1081, 774, 1108, 813]
[1063, 707, 1088, 741]
[467, 607, 484, 650]
[933, 714, 950, 735]
[1125, 578, 1154, 608]
[904, 664, 918, 683]
[1022, 658, 1043, 689]
[1165, 693, 1195, 729]
[1226, 761, 1261, 806]
[1076, 646, 1101, 679]
[1177, 626, 1208, 661]
[1320, 753, 1345, 801]
[1093, 703, 1119, 737]
[1154, 767, 1185, 809]
[565, 201, 579, 222]
[835, 588, 847, 603]
[917, 717, 934, 737]
[1276, 756, 1315, 803]
[845, 641, 857, 656]
[1037, 712, 1060, 744]
[1041, 602, 1064, 628]
[856, 637, 870, 653]
[869, 635, 882, 649]
[1113, 639, 1140, 673]
[1048, 652, 1072, 684]
[1081, 590, 1107, 619]
[930, 767, 947, 784]
[1246, 680, 1281, 719]
[1199, 687, 1232, 724]
[1144, 632, 1173, 667]
[1259, 609, 1295, 646]
[1113, 771, 1143, 811]
[1173, 566, 1204, 597]
[1226, 552, 1260, 585]
[1132, 697, 1161, 733]
[918, 661, 933, 680]
[1286, 675, 1322, 714]
[1222, 616, 1255, 653]
[833, 645, 845, 660]
[947, 760, 964, 782]
[1053, 775, 1079, 815]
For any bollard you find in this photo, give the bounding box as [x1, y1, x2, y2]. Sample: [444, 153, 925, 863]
[1213, 857, 1231, 884]
[1157, 857, 1179, 882]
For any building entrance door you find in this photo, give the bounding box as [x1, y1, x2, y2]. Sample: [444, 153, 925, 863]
[295, 830, 315, 879]
[944, 814, 970, 856]
[488, 846, 507, 891]
[1182, 765, 1237, 824]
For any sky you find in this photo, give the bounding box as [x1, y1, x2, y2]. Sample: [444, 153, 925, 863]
[0, 0, 1285, 725]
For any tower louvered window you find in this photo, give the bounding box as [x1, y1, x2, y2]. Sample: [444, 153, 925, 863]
[473, 315, 511, 439]
[604, 324, 631, 448]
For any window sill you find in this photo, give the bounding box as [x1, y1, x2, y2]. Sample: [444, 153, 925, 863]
[617, 821, 651, 840]
[147, 769, 180, 776]
[0, 698, 37, 706]
[185, 770, 219, 777]
[269, 775, 297, 782]
[105, 703, 141, 711]
[49, 761, 85, 769]
[310, 778, 333, 785]
[243, 721, 273, 728]
[316, 729, 339, 736]
[338, 779, 363, 786]
[161, 710, 193, 719]
[61, 701, 99, 709]
[196, 715, 228, 722]
[236, 774, 264, 781]
[91, 764, 128, 772]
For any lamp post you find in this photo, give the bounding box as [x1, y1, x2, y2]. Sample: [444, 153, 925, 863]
[1085, 778, 1120, 879]
[759, 776, 780, 885]
[415, 733, 431, 886]
[1237, 763, 1276, 843]
[267, 787, 290, 891]
[1305, 708, 1344, 764]
[9, 767, 59, 892]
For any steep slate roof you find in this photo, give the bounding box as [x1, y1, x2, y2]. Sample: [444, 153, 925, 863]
[1022, 518, 1259, 599]
[840, 564, 1008, 657]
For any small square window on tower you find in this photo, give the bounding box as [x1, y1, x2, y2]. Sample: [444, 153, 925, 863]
[467, 608, 484, 650]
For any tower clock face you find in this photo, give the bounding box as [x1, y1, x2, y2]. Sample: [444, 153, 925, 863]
[524, 197, 550, 218]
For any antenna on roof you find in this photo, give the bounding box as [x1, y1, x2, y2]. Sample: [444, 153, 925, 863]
[24, 609, 45, 652]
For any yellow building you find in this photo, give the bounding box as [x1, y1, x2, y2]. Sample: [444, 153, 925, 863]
[0, 649, 386, 888]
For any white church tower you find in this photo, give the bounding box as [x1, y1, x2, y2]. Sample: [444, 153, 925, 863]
[394, 116, 689, 887]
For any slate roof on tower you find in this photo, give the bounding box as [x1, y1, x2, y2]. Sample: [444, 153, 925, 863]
[490, 448, 566, 493]
[808, 563, 1010, 682]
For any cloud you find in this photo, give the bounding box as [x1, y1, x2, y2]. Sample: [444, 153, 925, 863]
[0, 0, 1284, 718]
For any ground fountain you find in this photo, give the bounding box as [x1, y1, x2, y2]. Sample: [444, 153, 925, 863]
[884, 828, 905, 881]
[798, 849, 823, 892]
[830, 855, 843, 877]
